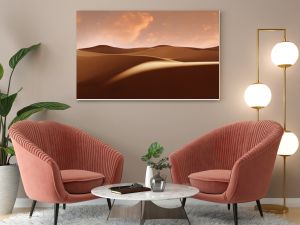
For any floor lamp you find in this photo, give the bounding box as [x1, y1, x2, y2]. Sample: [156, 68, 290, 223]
[244, 28, 299, 214]
[271, 35, 299, 213]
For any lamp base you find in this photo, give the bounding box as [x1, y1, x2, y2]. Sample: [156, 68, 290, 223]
[254, 204, 288, 214]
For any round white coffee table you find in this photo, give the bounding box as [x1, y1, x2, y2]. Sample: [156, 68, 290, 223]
[92, 183, 199, 225]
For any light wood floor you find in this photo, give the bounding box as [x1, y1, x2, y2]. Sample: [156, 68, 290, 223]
[1, 207, 300, 224]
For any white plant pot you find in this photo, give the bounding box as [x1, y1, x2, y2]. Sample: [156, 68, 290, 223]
[0, 165, 20, 215]
[145, 165, 153, 188]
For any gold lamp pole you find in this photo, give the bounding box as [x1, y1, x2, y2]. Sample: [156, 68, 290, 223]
[246, 28, 299, 214]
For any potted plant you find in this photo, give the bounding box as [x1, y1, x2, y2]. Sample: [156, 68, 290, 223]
[141, 142, 171, 191]
[0, 43, 70, 215]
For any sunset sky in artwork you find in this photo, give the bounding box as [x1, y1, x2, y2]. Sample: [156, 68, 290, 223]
[77, 11, 219, 49]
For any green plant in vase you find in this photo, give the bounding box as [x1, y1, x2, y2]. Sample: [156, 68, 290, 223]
[0, 43, 70, 215]
[141, 142, 171, 191]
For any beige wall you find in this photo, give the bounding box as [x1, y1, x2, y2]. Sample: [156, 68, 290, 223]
[1, 0, 300, 198]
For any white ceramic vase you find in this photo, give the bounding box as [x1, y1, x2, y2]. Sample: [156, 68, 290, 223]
[0, 165, 20, 215]
[145, 165, 153, 188]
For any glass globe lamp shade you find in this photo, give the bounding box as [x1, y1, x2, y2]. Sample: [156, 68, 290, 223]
[244, 83, 272, 108]
[277, 131, 299, 156]
[271, 42, 299, 67]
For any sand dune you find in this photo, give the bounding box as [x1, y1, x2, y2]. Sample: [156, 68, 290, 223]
[77, 51, 170, 83]
[80, 45, 148, 54]
[107, 61, 219, 84]
[80, 45, 219, 62]
[77, 45, 219, 99]
[77, 50, 104, 57]
[129, 46, 219, 62]
[77, 63, 219, 99]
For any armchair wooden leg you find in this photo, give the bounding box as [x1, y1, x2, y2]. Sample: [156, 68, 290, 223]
[233, 203, 238, 225]
[227, 204, 230, 210]
[29, 200, 37, 217]
[54, 204, 59, 225]
[63, 204, 66, 210]
[107, 198, 112, 210]
[181, 198, 187, 207]
[256, 200, 264, 217]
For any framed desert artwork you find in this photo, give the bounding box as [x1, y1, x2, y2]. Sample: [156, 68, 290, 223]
[77, 11, 220, 100]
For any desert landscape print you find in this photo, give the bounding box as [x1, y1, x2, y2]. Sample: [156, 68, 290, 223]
[77, 11, 220, 99]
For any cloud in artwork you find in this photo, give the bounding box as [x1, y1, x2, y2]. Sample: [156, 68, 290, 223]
[100, 12, 154, 45]
[111, 12, 154, 42]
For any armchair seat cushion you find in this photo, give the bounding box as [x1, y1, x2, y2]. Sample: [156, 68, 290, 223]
[61, 170, 105, 194]
[188, 170, 231, 194]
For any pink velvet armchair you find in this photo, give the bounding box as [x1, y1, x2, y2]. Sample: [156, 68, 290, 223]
[169, 120, 283, 225]
[9, 120, 124, 225]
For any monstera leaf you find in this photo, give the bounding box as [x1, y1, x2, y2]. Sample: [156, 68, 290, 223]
[9, 43, 41, 69]
[9, 102, 70, 128]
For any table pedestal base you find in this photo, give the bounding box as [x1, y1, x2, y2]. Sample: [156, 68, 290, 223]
[107, 200, 191, 225]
